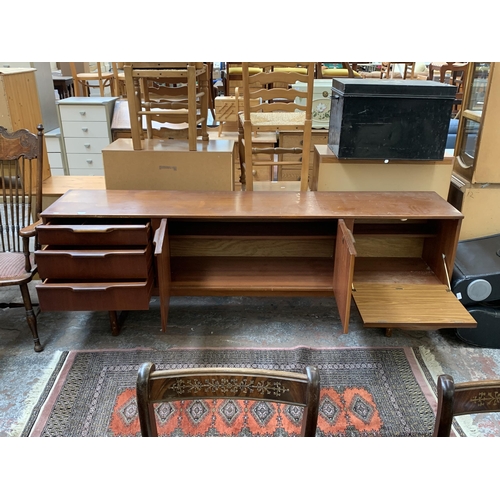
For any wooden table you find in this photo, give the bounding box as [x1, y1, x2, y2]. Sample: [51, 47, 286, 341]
[52, 76, 74, 99]
[311, 145, 454, 198]
[35, 189, 476, 337]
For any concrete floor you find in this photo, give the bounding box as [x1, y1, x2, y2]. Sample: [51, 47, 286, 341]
[2, 279, 500, 436]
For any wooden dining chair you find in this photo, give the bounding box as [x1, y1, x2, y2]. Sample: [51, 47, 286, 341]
[136, 362, 320, 437]
[69, 62, 115, 97]
[0, 124, 44, 352]
[123, 62, 209, 151]
[433, 374, 500, 436]
[111, 62, 127, 97]
[317, 62, 361, 79]
[380, 62, 415, 79]
[238, 62, 315, 191]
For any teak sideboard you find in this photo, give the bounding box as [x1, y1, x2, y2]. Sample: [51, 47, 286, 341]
[35, 190, 476, 336]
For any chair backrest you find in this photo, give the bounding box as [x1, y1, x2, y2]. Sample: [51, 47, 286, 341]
[433, 374, 500, 436]
[241, 62, 315, 120]
[0, 125, 44, 253]
[136, 362, 320, 436]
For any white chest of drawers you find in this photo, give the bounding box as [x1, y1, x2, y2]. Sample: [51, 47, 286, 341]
[57, 97, 117, 175]
[44, 128, 67, 176]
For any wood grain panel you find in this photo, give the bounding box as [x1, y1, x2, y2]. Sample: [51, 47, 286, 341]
[353, 284, 477, 329]
[333, 219, 357, 333]
[170, 237, 334, 258]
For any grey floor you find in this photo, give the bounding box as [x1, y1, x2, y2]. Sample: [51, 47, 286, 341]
[2, 279, 500, 436]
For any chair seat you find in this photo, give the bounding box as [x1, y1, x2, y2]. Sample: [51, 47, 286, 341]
[0, 252, 34, 283]
[244, 111, 306, 128]
[77, 72, 113, 79]
[322, 69, 361, 77]
[228, 67, 262, 75]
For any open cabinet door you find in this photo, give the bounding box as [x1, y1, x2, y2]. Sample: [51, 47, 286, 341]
[153, 219, 171, 331]
[333, 219, 357, 333]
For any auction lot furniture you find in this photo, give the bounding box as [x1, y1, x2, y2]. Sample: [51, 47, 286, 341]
[311, 145, 454, 197]
[102, 138, 236, 191]
[35, 190, 476, 337]
[433, 374, 500, 436]
[56, 97, 117, 175]
[449, 63, 500, 240]
[0, 125, 45, 352]
[136, 363, 320, 437]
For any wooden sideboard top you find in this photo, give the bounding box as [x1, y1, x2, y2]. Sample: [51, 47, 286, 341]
[41, 189, 463, 220]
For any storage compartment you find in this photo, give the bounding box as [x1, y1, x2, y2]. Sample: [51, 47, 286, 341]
[37, 275, 154, 311]
[328, 78, 456, 160]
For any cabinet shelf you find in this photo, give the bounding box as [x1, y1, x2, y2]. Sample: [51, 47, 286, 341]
[169, 256, 335, 295]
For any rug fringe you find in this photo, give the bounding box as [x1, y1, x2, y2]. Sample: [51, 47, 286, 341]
[417, 346, 481, 437]
[10, 351, 65, 437]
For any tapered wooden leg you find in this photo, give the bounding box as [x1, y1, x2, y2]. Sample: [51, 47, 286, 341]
[385, 328, 393, 337]
[19, 283, 43, 352]
[109, 311, 120, 336]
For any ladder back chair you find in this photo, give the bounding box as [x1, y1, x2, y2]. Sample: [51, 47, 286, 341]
[69, 62, 115, 97]
[317, 62, 362, 79]
[433, 374, 500, 436]
[136, 362, 320, 437]
[0, 125, 44, 352]
[123, 62, 209, 151]
[239, 62, 315, 191]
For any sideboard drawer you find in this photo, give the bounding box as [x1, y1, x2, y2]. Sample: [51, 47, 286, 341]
[37, 274, 154, 311]
[37, 222, 151, 246]
[36, 247, 152, 280]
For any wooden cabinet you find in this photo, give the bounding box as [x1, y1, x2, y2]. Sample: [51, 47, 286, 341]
[278, 130, 328, 181]
[449, 63, 500, 239]
[36, 190, 476, 336]
[57, 97, 117, 175]
[0, 67, 51, 181]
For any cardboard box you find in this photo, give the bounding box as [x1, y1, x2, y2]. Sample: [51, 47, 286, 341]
[103, 138, 236, 191]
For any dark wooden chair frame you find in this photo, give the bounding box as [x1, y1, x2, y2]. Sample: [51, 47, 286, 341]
[136, 362, 320, 436]
[0, 124, 44, 352]
[433, 374, 500, 436]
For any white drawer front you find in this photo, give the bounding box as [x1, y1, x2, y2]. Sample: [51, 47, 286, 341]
[45, 136, 61, 153]
[62, 121, 110, 138]
[59, 105, 107, 122]
[50, 168, 66, 176]
[64, 137, 110, 154]
[48, 152, 63, 168]
[67, 153, 104, 169]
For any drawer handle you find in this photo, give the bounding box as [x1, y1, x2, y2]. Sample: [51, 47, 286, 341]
[322, 91, 329, 98]
[71, 227, 115, 233]
[73, 286, 108, 292]
[82, 127, 88, 132]
[71, 253, 109, 258]
[86, 159, 93, 164]
[84, 143, 91, 148]
[80, 111, 86, 116]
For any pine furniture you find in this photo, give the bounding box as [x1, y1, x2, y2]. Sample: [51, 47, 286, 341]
[35, 190, 476, 337]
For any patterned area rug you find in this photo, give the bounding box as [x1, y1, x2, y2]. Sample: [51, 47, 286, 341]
[22, 346, 447, 437]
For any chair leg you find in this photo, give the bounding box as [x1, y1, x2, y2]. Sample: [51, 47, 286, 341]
[19, 283, 43, 352]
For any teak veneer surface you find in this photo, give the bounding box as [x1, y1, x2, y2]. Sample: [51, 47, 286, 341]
[41, 190, 463, 221]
